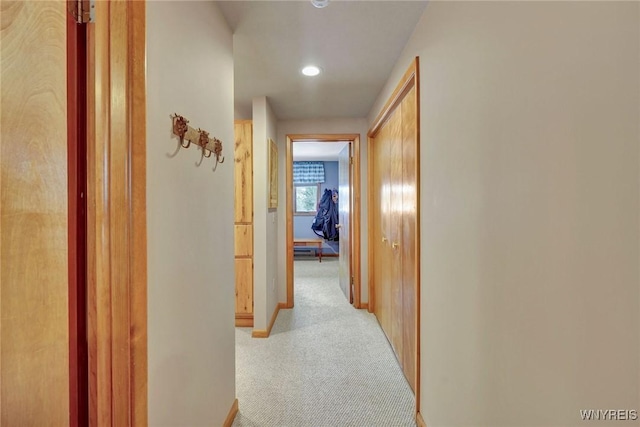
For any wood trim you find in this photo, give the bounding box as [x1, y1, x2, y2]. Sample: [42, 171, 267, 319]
[286, 137, 294, 308]
[366, 135, 375, 314]
[368, 58, 418, 138]
[352, 136, 361, 307]
[252, 302, 285, 338]
[359, 303, 369, 311]
[223, 399, 239, 427]
[87, 0, 147, 425]
[286, 134, 361, 311]
[130, 2, 148, 424]
[413, 58, 421, 415]
[235, 313, 254, 327]
[367, 57, 421, 413]
[416, 411, 427, 427]
[86, 2, 111, 422]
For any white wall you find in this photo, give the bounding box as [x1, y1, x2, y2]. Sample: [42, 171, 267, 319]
[253, 96, 280, 330]
[370, 2, 639, 426]
[277, 118, 370, 304]
[147, 2, 236, 425]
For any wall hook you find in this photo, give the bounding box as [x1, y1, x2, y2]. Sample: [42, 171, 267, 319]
[198, 128, 210, 147]
[212, 138, 225, 171]
[173, 114, 190, 148]
[214, 138, 225, 163]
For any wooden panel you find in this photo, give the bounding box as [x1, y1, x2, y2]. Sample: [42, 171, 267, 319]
[338, 144, 351, 301]
[388, 107, 404, 362]
[401, 86, 418, 392]
[234, 121, 253, 224]
[235, 259, 253, 315]
[1, 1, 70, 424]
[235, 224, 253, 257]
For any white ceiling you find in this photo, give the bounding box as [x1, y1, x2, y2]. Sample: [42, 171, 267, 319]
[216, 0, 428, 120]
[293, 141, 349, 161]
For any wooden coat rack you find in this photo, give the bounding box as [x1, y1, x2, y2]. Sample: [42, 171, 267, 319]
[171, 114, 225, 170]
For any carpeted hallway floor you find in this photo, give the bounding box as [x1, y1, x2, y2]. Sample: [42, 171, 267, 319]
[233, 258, 416, 427]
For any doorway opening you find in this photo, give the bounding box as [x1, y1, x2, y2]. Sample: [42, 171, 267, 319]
[285, 134, 361, 309]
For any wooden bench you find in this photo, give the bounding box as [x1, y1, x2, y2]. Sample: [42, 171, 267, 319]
[293, 238, 324, 262]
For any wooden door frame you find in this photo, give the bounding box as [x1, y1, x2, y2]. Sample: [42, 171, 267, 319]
[86, 1, 147, 425]
[367, 58, 421, 417]
[285, 134, 361, 309]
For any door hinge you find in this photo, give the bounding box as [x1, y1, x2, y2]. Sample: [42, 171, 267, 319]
[69, 0, 95, 24]
[349, 156, 353, 165]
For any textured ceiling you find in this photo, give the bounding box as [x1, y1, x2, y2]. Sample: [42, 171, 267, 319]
[216, 1, 428, 120]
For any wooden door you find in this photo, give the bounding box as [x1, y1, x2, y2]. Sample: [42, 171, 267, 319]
[401, 86, 418, 392]
[234, 121, 254, 326]
[388, 107, 404, 363]
[374, 120, 392, 339]
[369, 60, 420, 395]
[1, 1, 70, 424]
[338, 144, 351, 301]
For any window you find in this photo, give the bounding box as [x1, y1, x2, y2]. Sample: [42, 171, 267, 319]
[295, 184, 320, 215]
[293, 161, 324, 215]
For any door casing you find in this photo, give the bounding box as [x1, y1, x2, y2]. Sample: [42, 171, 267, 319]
[86, 1, 147, 424]
[285, 134, 362, 309]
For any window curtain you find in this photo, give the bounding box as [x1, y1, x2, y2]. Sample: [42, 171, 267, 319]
[293, 161, 325, 185]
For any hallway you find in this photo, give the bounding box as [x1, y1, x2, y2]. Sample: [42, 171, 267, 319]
[233, 258, 416, 427]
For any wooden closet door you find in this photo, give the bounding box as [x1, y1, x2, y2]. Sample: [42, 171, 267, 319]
[1, 1, 70, 424]
[371, 86, 418, 392]
[369, 58, 419, 399]
[388, 108, 404, 362]
[374, 120, 391, 337]
[401, 86, 418, 392]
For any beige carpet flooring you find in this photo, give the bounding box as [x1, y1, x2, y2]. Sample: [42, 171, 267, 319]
[232, 258, 416, 427]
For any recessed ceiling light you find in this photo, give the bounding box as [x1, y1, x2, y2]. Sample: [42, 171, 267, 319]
[311, 0, 329, 8]
[301, 65, 321, 77]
